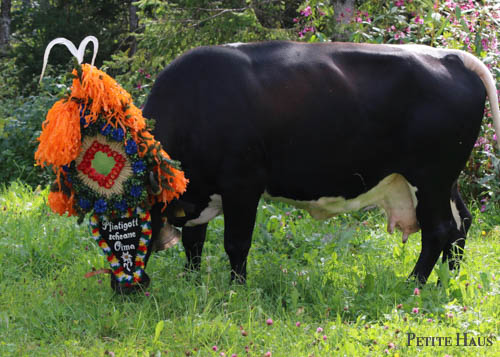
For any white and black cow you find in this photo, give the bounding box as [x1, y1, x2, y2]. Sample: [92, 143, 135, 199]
[143, 41, 500, 285]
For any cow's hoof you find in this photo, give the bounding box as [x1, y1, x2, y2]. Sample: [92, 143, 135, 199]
[110, 273, 150, 295]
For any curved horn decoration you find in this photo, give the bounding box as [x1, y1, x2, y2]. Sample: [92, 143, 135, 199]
[77, 36, 99, 66]
[39, 35, 99, 83]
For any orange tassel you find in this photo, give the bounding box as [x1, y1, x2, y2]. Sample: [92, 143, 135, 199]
[35, 99, 81, 168]
[48, 191, 77, 216]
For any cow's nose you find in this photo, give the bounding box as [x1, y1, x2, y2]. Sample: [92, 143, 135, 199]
[153, 223, 181, 251]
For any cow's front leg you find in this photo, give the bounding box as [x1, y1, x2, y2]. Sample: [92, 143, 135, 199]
[222, 191, 261, 284]
[182, 223, 208, 272]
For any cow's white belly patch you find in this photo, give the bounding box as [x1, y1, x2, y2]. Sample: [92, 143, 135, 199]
[185, 194, 223, 227]
[265, 173, 420, 243]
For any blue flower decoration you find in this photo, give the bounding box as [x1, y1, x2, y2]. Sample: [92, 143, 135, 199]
[94, 199, 108, 214]
[66, 174, 72, 183]
[78, 198, 91, 210]
[112, 128, 124, 142]
[80, 116, 88, 127]
[62, 165, 70, 173]
[100, 124, 112, 136]
[125, 140, 138, 155]
[130, 185, 142, 198]
[132, 160, 146, 174]
[114, 199, 128, 212]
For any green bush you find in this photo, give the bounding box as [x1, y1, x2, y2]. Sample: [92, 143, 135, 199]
[0, 76, 69, 187]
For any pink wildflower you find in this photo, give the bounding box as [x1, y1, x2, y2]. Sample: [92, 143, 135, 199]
[266, 318, 273, 326]
[412, 307, 419, 314]
[301, 6, 312, 17]
[413, 287, 420, 296]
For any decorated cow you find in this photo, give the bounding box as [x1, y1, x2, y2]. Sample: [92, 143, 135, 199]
[143, 41, 499, 285]
[38, 38, 499, 292]
[36, 37, 187, 294]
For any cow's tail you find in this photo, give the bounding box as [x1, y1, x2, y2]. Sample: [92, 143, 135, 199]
[458, 50, 500, 151]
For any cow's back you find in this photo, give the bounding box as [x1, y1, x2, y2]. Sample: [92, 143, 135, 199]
[144, 42, 486, 200]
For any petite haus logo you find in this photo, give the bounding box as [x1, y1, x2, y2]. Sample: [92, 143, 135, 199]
[407, 333, 495, 347]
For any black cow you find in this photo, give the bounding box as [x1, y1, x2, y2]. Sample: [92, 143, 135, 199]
[143, 41, 500, 285]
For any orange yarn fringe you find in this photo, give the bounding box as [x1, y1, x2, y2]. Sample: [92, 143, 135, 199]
[36, 64, 187, 215]
[48, 191, 76, 216]
[34, 99, 81, 167]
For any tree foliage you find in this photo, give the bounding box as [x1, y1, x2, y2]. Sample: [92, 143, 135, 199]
[10, 0, 129, 95]
[0, 0, 498, 207]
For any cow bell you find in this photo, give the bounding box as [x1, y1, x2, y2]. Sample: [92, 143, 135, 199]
[153, 223, 181, 251]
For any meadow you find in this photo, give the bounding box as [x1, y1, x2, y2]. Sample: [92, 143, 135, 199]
[0, 182, 498, 356]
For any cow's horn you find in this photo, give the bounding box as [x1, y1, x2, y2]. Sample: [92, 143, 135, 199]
[149, 171, 162, 195]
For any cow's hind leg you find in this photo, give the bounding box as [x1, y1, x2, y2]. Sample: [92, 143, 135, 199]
[182, 223, 208, 272]
[222, 190, 261, 284]
[410, 188, 457, 284]
[442, 183, 472, 271]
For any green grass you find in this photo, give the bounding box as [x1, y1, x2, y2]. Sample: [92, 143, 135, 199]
[0, 182, 498, 356]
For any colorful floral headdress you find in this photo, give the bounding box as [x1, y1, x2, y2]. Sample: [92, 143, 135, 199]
[36, 36, 188, 220]
[35, 36, 186, 291]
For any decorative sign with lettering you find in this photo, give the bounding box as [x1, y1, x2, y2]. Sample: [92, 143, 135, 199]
[89, 206, 152, 287]
[100, 215, 141, 275]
